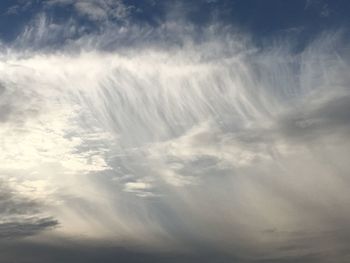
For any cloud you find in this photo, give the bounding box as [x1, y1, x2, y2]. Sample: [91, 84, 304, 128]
[0, 217, 58, 239]
[46, 0, 133, 22]
[0, 180, 58, 239]
[123, 180, 156, 197]
[305, 0, 332, 18]
[4, 1, 35, 16]
[278, 95, 350, 141]
[0, 4, 350, 262]
[0, 239, 240, 263]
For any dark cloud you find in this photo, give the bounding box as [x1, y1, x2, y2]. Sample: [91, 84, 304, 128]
[1, 234, 349, 263]
[0, 217, 58, 239]
[0, 239, 240, 263]
[0, 181, 58, 239]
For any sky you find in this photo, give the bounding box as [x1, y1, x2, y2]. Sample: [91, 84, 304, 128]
[0, 0, 350, 262]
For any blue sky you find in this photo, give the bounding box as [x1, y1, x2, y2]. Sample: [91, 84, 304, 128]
[1, 0, 349, 44]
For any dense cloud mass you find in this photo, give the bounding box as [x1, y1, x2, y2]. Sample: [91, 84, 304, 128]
[0, 0, 350, 262]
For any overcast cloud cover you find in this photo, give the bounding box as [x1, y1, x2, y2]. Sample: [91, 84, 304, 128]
[1, 0, 350, 262]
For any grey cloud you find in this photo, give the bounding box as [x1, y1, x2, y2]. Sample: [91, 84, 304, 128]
[0, 181, 58, 239]
[278, 95, 350, 141]
[223, 93, 350, 149]
[0, 217, 58, 239]
[259, 228, 350, 263]
[0, 83, 5, 94]
[1, 229, 346, 263]
[0, 103, 12, 122]
[0, 83, 9, 121]
[0, 240, 240, 263]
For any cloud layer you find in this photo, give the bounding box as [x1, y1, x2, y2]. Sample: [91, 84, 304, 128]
[0, 1, 350, 262]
